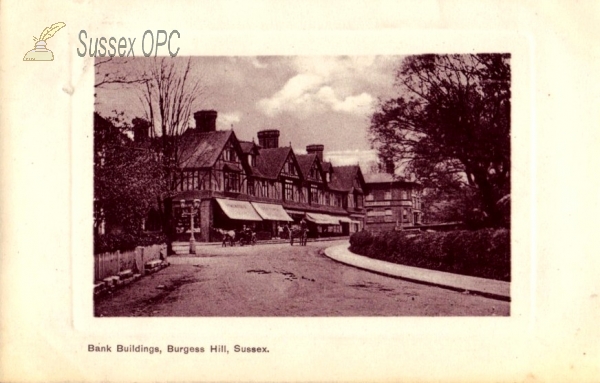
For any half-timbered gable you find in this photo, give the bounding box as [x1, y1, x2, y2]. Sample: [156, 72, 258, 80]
[255, 147, 304, 203]
[174, 129, 251, 194]
[164, 110, 370, 242]
[296, 153, 328, 206]
[329, 165, 365, 210]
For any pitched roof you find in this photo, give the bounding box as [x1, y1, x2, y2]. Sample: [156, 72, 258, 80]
[295, 153, 317, 178]
[321, 161, 332, 172]
[239, 140, 258, 154]
[329, 165, 360, 192]
[364, 173, 405, 184]
[255, 147, 293, 179]
[178, 129, 232, 168]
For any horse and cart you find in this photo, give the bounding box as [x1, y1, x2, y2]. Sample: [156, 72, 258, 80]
[211, 223, 307, 247]
[211, 227, 257, 247]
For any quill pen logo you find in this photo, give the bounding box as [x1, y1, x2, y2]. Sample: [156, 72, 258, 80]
[23, 22, 66, 61]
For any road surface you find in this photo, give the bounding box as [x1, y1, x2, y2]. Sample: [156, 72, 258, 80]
[94, 240, 509, 316]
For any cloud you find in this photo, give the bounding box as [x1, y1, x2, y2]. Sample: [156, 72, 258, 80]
[216, 111, 242, 130]
[257, 75, 374, 118]
[331, 92, 374, 114]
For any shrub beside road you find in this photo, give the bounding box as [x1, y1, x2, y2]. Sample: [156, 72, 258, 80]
[349, 229, 510, 282]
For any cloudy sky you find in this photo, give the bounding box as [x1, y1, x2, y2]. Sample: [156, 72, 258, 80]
[95, 56, 405, 170]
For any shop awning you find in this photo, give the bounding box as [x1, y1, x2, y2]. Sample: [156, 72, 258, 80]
[215, 198, 263, 221]
[305, 212, 340, 225]
[251, 202, 293, 222]
[338, 216, 352, 223]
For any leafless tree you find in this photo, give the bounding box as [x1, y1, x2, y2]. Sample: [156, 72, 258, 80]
[138, 57, 205, 170]
[94, 57, 149, 88]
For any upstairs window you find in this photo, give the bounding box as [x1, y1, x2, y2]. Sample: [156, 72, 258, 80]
[247, 179, 255, 196]
[284, 156, 296, 175]
[311, 185, 319, 204]
[223, 144, 238, 163]
[284, 180, 294, 201]
[365, 193, 374, 201]
[384, 191, 392, 200]
[224, 171, 240, 192]
[247, 154, 256, 167]
[356, 194, 363, 209]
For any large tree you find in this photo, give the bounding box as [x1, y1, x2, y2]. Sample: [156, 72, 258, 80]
[94, 112, 166, 252]
[370, 54, 510, 227]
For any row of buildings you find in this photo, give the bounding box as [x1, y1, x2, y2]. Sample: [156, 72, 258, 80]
[96, 110, 423, 243]
[166, 110, 423, 242]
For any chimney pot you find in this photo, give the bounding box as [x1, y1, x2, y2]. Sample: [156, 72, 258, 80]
[193, 110, 218, 132]
[257, 129, 280, 148]
[306, 144, 324, 161]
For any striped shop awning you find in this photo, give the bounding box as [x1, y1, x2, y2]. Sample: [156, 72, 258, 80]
[215, 198, 263, 221]
[305, 212, 340, 225]
[251, 202, 294, 222]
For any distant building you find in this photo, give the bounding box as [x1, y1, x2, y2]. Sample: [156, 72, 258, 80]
[363, 172, 423, 231]
[167, 110, 366, 242]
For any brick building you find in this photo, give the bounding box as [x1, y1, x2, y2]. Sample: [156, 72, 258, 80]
[363, 171, 423, 231]
[167, 110, 367, 242]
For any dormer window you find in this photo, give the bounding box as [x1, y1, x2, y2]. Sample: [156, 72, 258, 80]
[223, 145, 238, 163]
[248, 153, 256, 167]
[285, 157, 296, 175]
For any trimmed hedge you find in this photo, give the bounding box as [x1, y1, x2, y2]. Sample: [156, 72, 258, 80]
[94, 232, 167, 254]
[349, 229, 510, 281]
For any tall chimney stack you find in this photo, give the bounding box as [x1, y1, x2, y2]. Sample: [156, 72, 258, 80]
[193, 110, 217, 132]
[306, 144, 324, 161]
[257, 129, 280, 149]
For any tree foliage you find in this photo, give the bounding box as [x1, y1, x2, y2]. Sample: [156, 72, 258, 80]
[94, 112, 167, 252]
[370, 54, 510, 227]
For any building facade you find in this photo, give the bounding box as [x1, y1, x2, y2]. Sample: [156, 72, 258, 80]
[168, 110, 367, 242]
[363, 173, 423, 232]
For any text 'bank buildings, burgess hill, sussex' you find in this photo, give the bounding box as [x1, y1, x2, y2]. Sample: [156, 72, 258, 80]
[165, 110, 422, 242]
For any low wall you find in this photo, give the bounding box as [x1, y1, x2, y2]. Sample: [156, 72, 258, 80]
[94, 244, 166, 282]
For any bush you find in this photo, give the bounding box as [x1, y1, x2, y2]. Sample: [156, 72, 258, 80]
[94, 232, 167, 254]
[349, 229, 510, 281]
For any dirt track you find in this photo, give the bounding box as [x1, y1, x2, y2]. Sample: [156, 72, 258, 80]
[94, 240, 509, 317]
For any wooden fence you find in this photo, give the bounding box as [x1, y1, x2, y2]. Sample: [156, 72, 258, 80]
[94, 244, 166, 282]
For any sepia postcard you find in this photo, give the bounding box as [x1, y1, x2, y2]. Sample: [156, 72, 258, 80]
[1, 1, 599, 382]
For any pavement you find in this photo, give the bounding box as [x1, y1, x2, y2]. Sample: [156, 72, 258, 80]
[323, 243, 510, 301]
[172, 236, 349, 254]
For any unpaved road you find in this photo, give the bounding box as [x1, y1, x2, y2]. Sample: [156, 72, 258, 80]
[95, 240, 509, 316]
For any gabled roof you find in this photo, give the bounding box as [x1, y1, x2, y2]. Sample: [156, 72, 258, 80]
[255, 147, 301, 180]
[329, 165, 365, 192]
[239, 140, 259, 155]
[296, 153, 327, 183]
[364, 173, 422, 188]
[364, 173, 405, 184]
[177, 129, 233, 168]
[321, 161, 332, 173]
